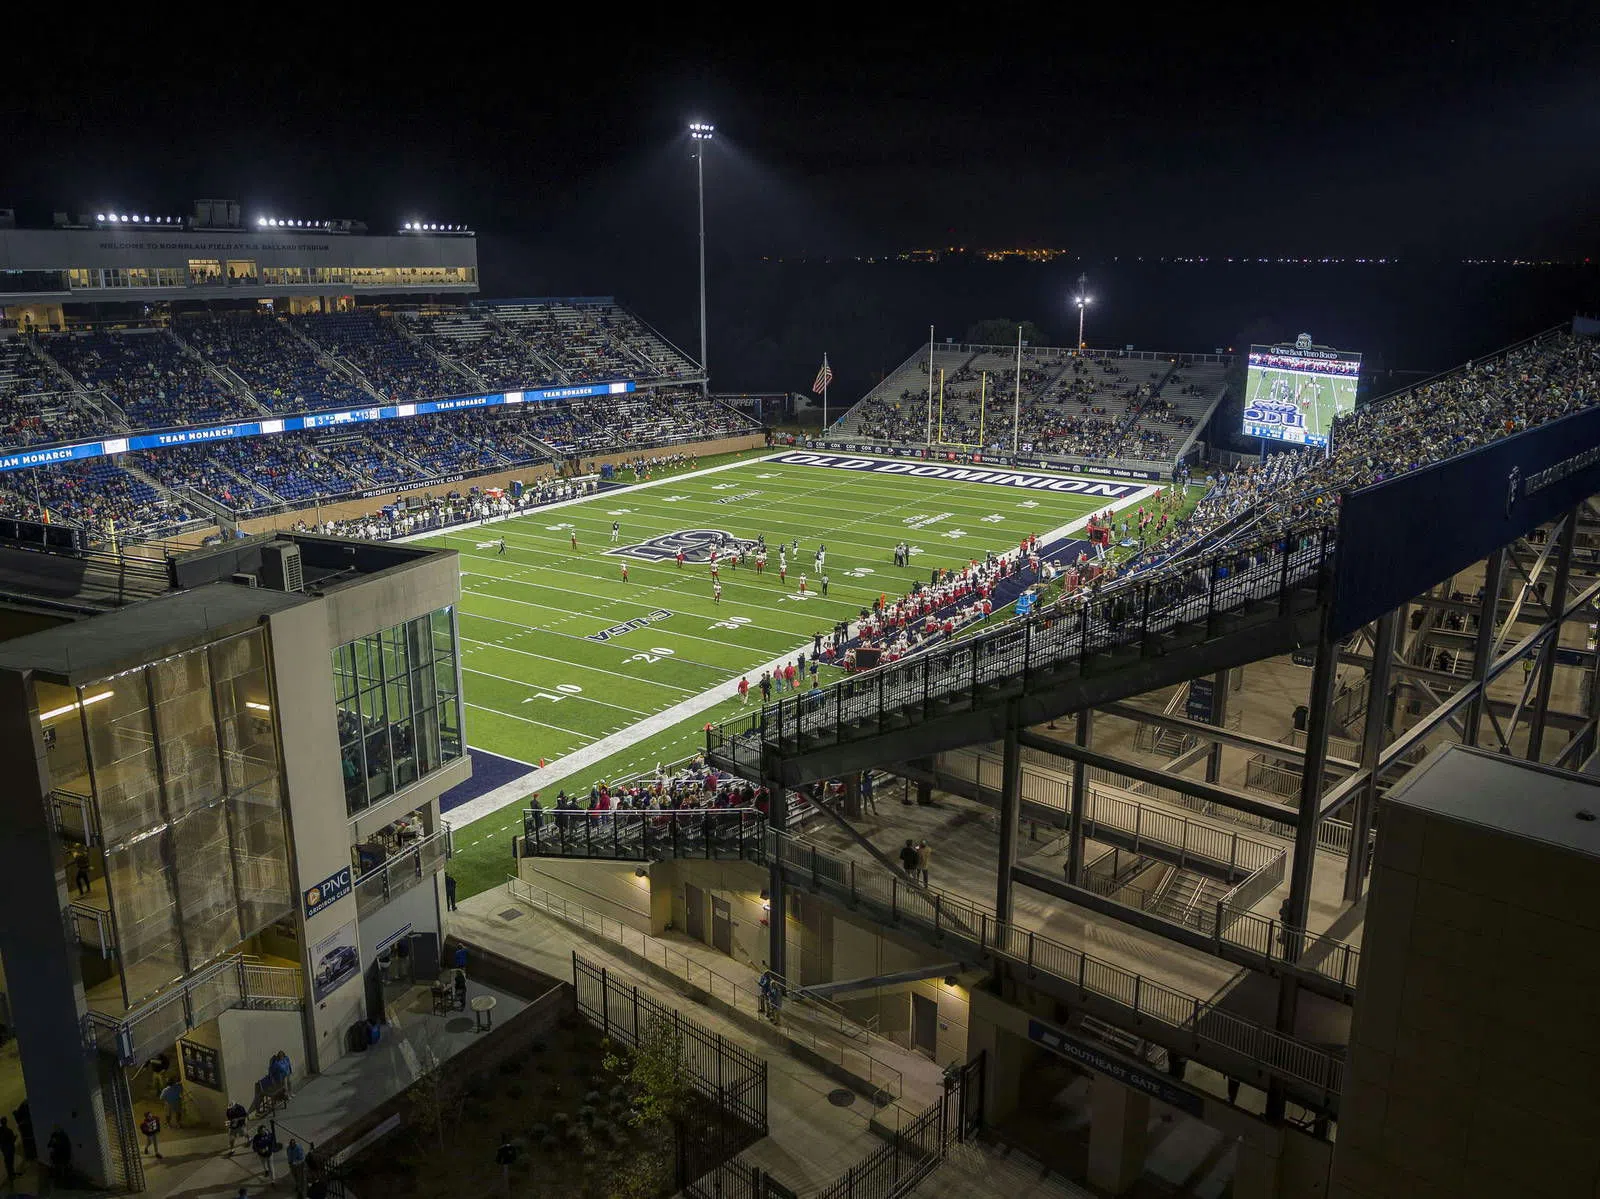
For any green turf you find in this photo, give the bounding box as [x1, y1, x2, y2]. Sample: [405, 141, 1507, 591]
[431, 453, 1147, 895]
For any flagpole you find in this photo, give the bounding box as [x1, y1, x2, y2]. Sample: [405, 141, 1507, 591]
[978, 371, 986, 448]
[926, 325, 934, 446]
[938, 368, 945, 444]
[822, 352, 829, 432]
[1012, 325, 1022, 456]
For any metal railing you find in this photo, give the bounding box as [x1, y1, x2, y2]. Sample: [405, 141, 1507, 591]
[938, 747, 1281, 878]
[1081, 762, 1365, 860]
[760, 831, 1344, 1106]
[709, 527, 1333, 769]
[572, 952, 767, 1132]
[1213, 849, 1361, 993]
[68, 902, 115, 958]
[519, 807, 766, 862]
[516, 819, 1348, 1102]
[84, 952, 303, 1063]
[507, 877, 905, 1101]
[353, 823, 452, 916]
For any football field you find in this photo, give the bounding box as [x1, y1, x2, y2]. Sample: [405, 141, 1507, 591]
[424, 451, 1156, 892]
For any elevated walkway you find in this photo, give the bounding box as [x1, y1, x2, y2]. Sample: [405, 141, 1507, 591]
[515, 811, 1345, 1116]
[708, 528, 1332, 786]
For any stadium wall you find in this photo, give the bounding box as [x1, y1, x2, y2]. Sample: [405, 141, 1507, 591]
[161, 432, 767, 547]
[1333, 403, 1600, 637]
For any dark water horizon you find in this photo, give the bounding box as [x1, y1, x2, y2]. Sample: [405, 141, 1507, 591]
[476, 244, 1599, 413]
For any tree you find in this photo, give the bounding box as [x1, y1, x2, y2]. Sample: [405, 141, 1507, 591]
[605, 1016, 692, 1128]
[600, 1017, 694, 1199]
[407, 1026, 466, 1154]
[964, 319, 1047, 348]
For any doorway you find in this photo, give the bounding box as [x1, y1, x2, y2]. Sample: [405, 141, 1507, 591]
[711, 896, 732, 956]
[685, 884, 706, 942]
[912, 992, 938, 1059]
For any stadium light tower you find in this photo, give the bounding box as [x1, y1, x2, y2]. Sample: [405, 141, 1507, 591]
[689, 121, 715, 395]
[1073, 273, 1092, 350]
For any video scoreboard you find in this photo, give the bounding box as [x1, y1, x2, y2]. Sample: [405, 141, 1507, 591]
[1242, 335, 1361, 449]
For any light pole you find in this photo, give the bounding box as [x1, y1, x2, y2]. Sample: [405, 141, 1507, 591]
[689, 121, 714, 396]
[1073, 274, 1092, 351]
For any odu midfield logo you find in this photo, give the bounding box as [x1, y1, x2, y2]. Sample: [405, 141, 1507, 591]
[606, 529, 756, 563]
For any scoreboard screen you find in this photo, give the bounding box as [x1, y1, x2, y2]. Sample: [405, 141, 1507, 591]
[1242, 341, 1361, 449]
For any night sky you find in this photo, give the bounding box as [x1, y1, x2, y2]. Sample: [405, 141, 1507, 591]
[9, 8, 1597, 261]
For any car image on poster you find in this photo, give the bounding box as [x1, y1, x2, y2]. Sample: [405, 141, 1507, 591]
[310, 920, 360, 1002]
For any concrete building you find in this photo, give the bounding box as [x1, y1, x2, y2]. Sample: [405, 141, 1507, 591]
[0, 532, 467, 1188]
[1333, 746, 1600, 1198]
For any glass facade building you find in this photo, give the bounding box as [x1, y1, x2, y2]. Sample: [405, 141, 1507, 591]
[44, 628, 294, 1009]
[332, 606, 464, 815]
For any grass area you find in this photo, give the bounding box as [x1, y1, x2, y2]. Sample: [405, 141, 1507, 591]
[435, 452, 1149, 896]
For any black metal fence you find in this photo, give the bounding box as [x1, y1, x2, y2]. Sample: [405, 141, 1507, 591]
[572, 953, 767, 1188]
[521, 808, 766, 862]
[816, 1054, 985, 1199]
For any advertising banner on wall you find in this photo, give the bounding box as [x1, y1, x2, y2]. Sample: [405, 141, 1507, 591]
[310, 920, 361, 1003]
[302, 866, 352, 919]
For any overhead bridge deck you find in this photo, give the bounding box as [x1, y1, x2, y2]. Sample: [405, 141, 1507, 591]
[708, 527, 1332, 787]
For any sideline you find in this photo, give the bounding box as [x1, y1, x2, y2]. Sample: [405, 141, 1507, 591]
[395, 450, 786, 546]
[442, 476, 1158, 829]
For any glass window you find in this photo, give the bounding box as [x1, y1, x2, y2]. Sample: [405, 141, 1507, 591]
[151, 647, 223, 820]
[84, 674, 162, 847]
[330, 606, 464, 811]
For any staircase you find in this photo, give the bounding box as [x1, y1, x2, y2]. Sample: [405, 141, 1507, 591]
[25, 338, 131, 431]
[287, 320, 391, 406]
[1152, 870, 1233, 935]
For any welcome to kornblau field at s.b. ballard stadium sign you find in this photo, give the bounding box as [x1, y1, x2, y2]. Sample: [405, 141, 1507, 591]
[772, 453, 1146, 499]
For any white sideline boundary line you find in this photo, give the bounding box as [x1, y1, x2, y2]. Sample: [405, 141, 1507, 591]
[443, 468, 1158, 830]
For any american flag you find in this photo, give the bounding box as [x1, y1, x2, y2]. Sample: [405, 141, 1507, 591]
[812, 355, 833, 395]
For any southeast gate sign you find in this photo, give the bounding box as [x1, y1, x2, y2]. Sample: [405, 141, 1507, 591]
[771, 453, 1145, 499]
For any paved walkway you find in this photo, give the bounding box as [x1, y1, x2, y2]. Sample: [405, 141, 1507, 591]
[450, 885, 947, 1193]
[79, 977, 530, 1199]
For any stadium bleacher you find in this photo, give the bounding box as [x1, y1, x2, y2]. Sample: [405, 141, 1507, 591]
[0, 337, 102, 448]
[43, 327, 257, 428]
[0, 457, 204, 540]
[293, 310, 468, 403]
[175, 311, 375, 413]
[830, 345, 1225, 463]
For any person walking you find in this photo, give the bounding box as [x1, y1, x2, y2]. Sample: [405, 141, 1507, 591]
[72, 846, 92, 897]
[225, 1101, 248, 1155]
[759, 671, 772, 703]
[270, 1050, 293, 1100]
[251, 1124, 277, 1179]
[0, 1116, 16, 1183]
[915, 840, 932, 886]
[898, 839, 919, 878]
[159, 1078, 184, 1128]
[620, 562, 629, 584]
[445, 873, 458, 911]
[496, 538, 506, 556]
[738, 676, 750, 705]
[287, 1137, 307, 1198]
[140, 1112, 162, 1159]
[46, 1126, 71, 1189]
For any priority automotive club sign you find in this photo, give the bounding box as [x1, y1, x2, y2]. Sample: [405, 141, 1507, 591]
[772, 452, 1146, 498]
